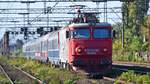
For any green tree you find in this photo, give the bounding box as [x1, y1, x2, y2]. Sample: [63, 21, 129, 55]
[122, 0, 149, 37]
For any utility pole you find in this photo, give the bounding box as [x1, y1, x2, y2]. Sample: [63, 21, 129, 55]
[104, 1, 107, 22]
[122, 11, 125, 48]
[18, 13, 29, 41]
[135, 0, 140, 36]
[96, 2, 100, 22]
[44, 0, 48, 32]
[2, 32, 9, 56]
[121, 2, 127, 48]
[21, 1, 35, 41]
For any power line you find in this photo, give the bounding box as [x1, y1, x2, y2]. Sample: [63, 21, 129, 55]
[0, 0, 129, 3]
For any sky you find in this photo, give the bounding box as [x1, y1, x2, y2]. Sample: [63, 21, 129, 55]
[0, 1, 127, 43]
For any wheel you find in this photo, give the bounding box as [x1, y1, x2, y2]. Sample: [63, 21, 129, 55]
[66, 63, 70, 71]
[46, 57, 49, 63]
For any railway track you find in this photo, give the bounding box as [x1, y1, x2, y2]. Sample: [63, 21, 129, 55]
[113, 61, 150, 68]
[1, 57, 150, 84]
[82, 75, 129, 84]
[103, 76, 127, 84]
[75, 68, 125, 84]
[0, 62, 43, 84]
[75, 77, 114, 84]
[113, 61, 150, 74]
[46, 61, 150, 84]
[85, 62, 150, 84]
[0, 64, 13, 84]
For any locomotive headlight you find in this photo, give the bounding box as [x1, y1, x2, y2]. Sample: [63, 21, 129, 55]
[75, 47, 83, 54]
[77, 48, 82, 53]
[103, 48, 108, 52]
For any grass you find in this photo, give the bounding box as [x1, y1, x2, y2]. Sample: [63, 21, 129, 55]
[115, 70, 150, 84]
[0, 56, 81, 84]
[0, 73, 10, 84]
[113, 50, 150, 63]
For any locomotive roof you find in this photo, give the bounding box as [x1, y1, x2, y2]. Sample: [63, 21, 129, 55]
[23, 22, 111, 47]
[95, 22, 111, 27]
[68, 22, 111, 28]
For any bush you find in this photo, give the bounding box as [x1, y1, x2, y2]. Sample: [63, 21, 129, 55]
[129, 36, 143, 51]
[113, 36, 150, 63]
[142, 42, 150, 51]
[115, 71, 150, 84]
[113, 40, 122, 50]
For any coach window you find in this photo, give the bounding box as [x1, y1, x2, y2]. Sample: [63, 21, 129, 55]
[43, 41, 47, 51]
[93, 29, 111, 38]
[49, 41, 52, 49]
[72, 29, 90, 39]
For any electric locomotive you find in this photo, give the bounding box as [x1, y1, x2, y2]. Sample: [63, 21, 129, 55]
[23, 12, 112, 75]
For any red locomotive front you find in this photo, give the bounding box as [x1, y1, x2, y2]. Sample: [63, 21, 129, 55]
[23, 11, 113, 76]
[67, 23, 112, 75]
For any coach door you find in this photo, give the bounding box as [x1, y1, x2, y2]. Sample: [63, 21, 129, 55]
[59, 29, 68, 63]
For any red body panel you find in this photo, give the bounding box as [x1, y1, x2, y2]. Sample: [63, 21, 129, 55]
[68, 25, 112, 74]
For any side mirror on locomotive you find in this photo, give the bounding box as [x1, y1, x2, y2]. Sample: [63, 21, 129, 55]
[66, 31, 70, 38]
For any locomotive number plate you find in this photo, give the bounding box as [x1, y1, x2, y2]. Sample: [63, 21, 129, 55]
[85, 49, 98, 55]
[87, 52, 96, 55]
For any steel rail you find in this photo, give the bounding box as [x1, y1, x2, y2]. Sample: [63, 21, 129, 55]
[113, 67, 149, 74]
[0, 61, 43, 84]
[113, 61, 150, 68]
[0, 65, 14, 84]
[13, 66, 43, 84]
[112, 62, 150, 75]
[103, 76, 133, 84]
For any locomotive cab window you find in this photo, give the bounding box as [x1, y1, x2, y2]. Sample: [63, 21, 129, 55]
[93, 29, 111, 38]
[71, 29, 90, 39]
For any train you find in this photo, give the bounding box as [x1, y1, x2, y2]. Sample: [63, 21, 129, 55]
[23, 12, 113, 76]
